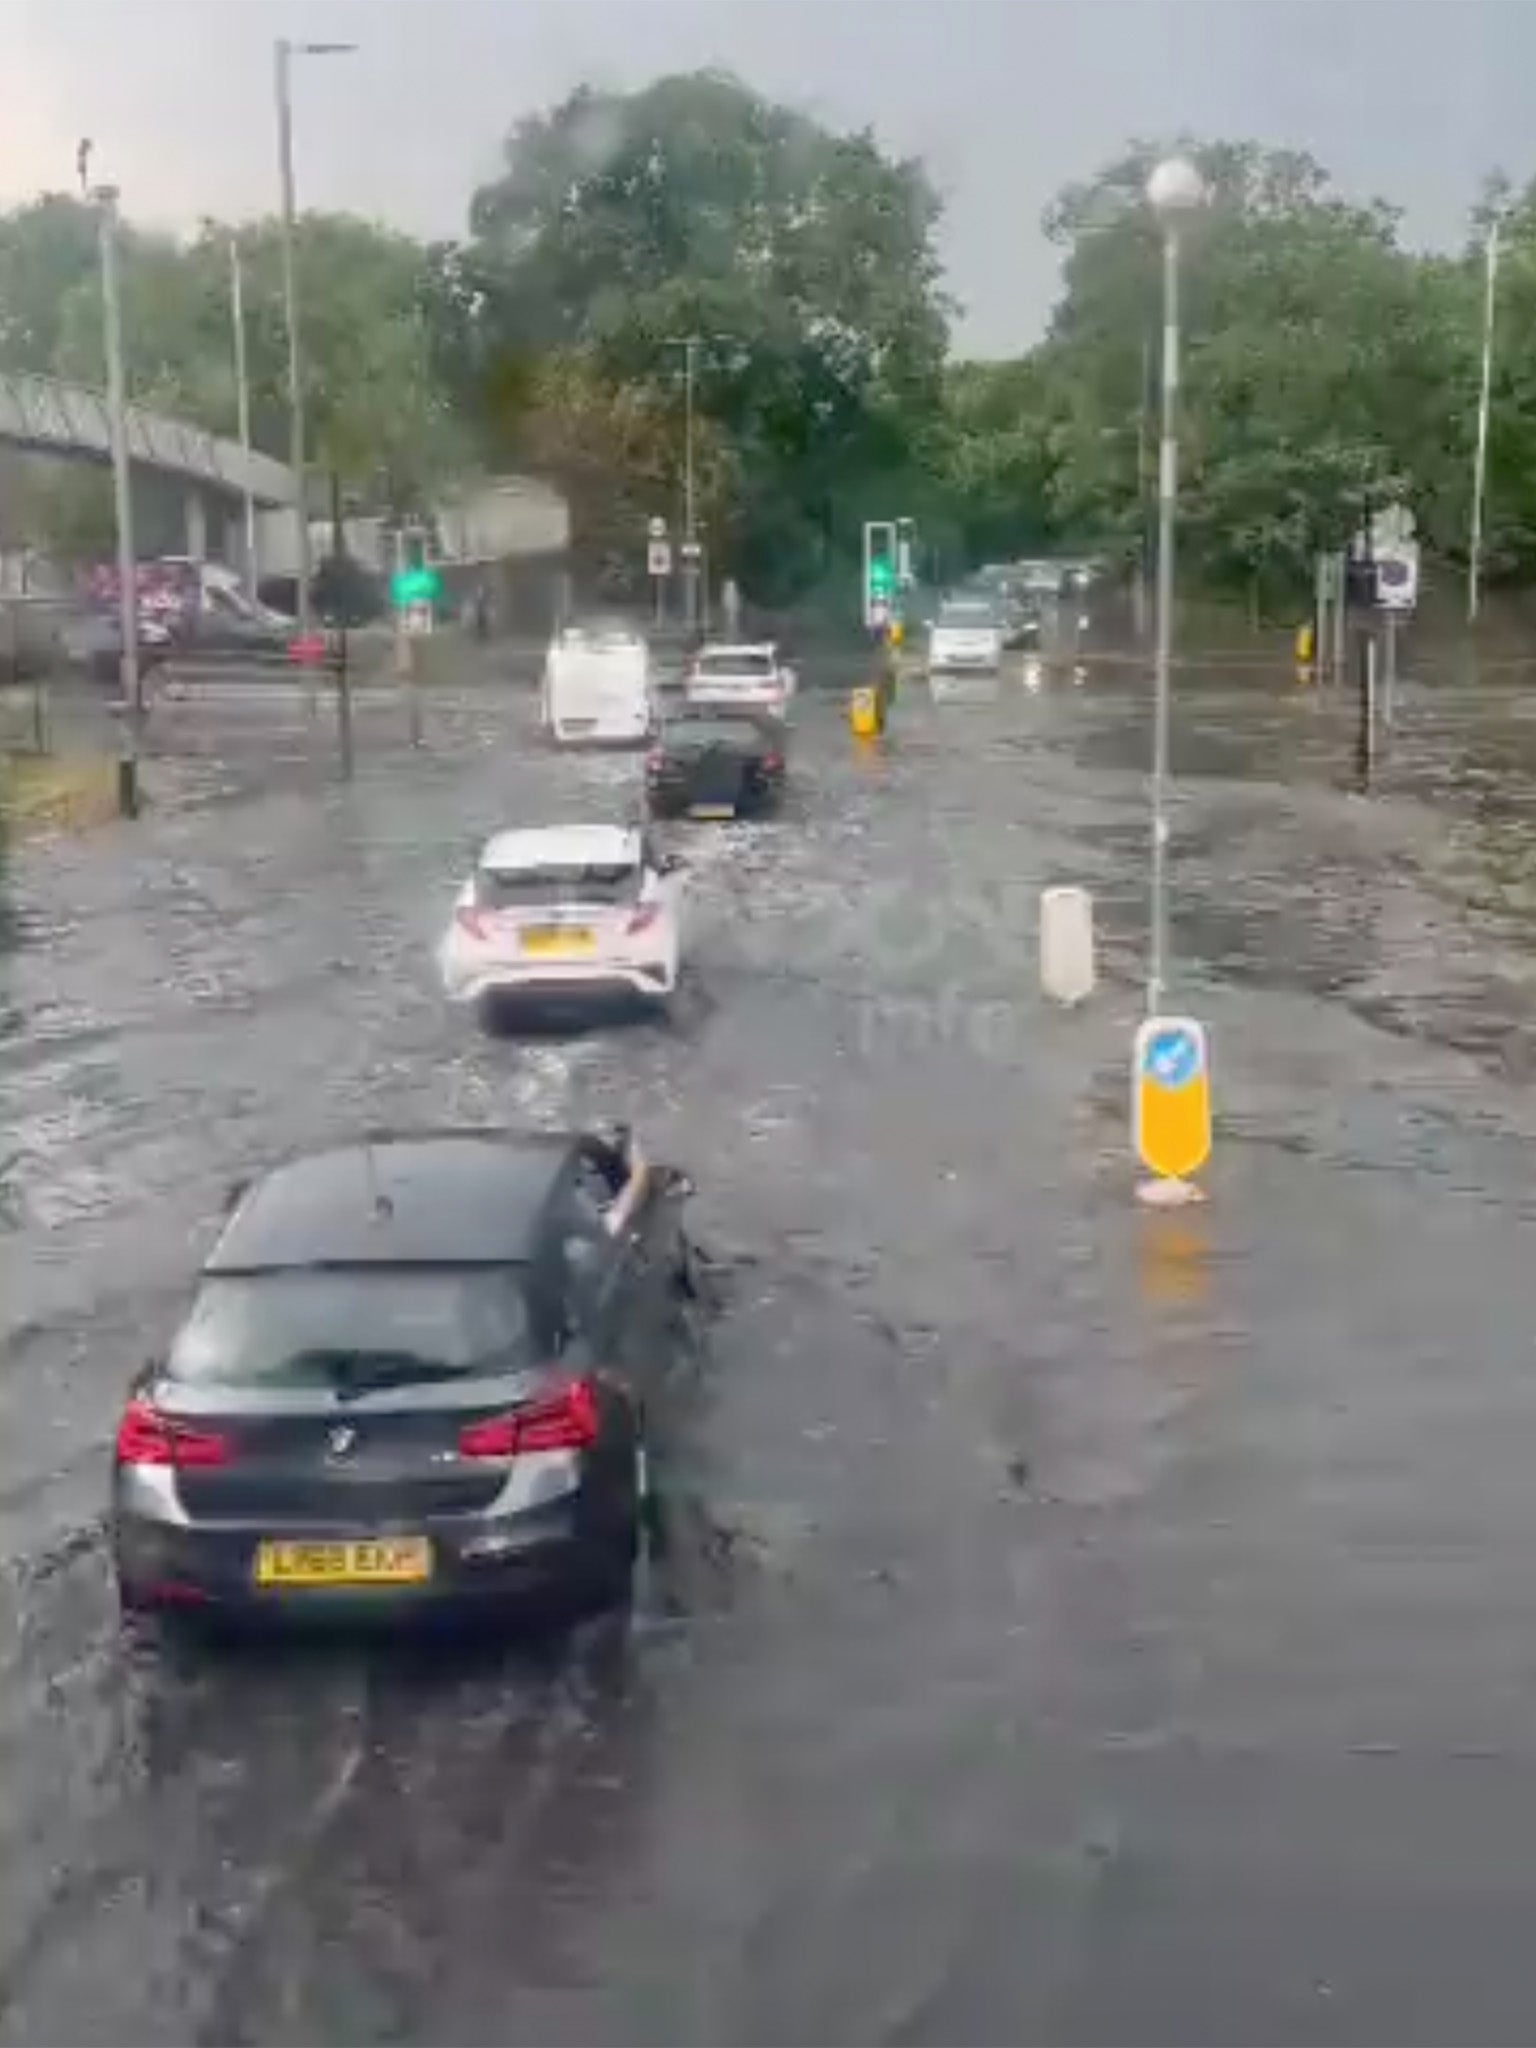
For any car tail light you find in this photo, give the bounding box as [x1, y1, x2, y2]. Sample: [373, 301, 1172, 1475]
[115, 1396, 232, 1469]
[455, 906, 490, 940]
[762, 752, 783, 773]
[627, 902, 662, 936]
[458, 1377, 601, 1459]
[645, 749, 664, 775]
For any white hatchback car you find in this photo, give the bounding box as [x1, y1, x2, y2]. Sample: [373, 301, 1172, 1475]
[684, 642, 796, 715]
[439, 824, 686, 1021]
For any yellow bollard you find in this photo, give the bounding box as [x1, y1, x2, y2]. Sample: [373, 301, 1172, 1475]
[888, 620, 904, 650]
[849, 684, 883, 739]
[1294, 621, 1315, 685]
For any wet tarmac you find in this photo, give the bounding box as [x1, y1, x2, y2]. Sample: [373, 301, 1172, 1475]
[5, 653, 1536, 2042]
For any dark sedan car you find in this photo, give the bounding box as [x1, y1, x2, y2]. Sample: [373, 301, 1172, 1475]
[645, 707, 787, 820]
[111, 1126, 694, 1632]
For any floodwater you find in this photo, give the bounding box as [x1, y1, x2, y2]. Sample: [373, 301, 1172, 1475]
[4, 652, 1536, 2043]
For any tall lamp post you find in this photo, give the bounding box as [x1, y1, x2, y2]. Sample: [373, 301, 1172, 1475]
[89, 176, 144, 820]
[1468, 213, 1502, 626]
[1145, 156, 1206, 1017]
[228, 235, 257, 601]
[665, 335, 703, 632]
[274, 35, 356, 642]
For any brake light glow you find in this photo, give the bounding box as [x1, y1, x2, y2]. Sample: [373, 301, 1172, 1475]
[627, 902, 662, 935]
[455, 906, 490, 940]
[645, 749, 664, 774]
[762, 752, 783, 773]
[458, 1377, 601, 1458]
[115, 1396, 232, 1469]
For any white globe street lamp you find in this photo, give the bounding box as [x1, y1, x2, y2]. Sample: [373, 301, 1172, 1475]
[1145, 155, 1206, 1015]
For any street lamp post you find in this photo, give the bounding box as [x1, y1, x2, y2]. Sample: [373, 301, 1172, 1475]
[274, 36, 355, 644]
[665, 335, 703, 631]
[1145, 156, 1206, 1018]
[228, 235, 258, 601]
[1469, 215, 1502, 627]
[92, 180, 142, 816]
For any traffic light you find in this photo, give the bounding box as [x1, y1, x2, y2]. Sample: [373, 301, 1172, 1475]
[863, 520, 896, 627]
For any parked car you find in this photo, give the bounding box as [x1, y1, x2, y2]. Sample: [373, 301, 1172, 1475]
[57, 608, 173, 689]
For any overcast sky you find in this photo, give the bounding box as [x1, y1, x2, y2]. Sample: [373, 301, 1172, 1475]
[3, 0, 1530, 355]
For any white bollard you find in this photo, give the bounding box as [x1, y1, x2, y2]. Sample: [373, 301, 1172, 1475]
[1040, 886, 1096, 1006]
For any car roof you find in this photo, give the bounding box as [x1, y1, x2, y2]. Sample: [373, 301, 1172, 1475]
[206, 1131, 577, 1274]
[696, 642, 775, 658]
[478, 824, 642, 872]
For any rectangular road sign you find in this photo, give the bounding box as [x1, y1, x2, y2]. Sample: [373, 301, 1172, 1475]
[1374, 541, 1419, 612]
[648, 540, 673, 577]
[1134, 1015, 1212, 1182]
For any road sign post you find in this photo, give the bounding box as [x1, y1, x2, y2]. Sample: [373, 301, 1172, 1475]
[1134, 1015, 1212, 1199]
[646, 517, 671, 625]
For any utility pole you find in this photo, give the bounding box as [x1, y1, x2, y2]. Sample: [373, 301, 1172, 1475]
[274, 39, 309, 642]
[93, 179, 142, 814]
[273, 36, 356, 644]
[1146, 162, 1206, 1015]
[1469, 215, 1501, 626]
[1133, 328, 1152, 644]
[229, 235, 258, 601]
[683, 335, 699, 632]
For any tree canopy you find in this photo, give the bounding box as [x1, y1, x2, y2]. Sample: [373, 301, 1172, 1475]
[0, 88, 1533, 607]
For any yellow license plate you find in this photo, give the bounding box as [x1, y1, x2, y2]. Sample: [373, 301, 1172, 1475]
[690, 803, 736, 819]
[254, 1537, 433, 1587]
[521, 927, 595, 956]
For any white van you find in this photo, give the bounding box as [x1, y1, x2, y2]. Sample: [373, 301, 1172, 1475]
[542, 619, 654, 744]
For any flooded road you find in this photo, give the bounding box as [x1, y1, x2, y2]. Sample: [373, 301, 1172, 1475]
[5, 656, 1536, 2043]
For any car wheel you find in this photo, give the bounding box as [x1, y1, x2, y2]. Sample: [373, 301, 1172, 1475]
[589, 1446, 642, 1613]
[476, 993, 511, 1037]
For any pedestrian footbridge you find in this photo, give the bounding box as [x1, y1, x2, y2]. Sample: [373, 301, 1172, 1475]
[0, 370, 295, 504]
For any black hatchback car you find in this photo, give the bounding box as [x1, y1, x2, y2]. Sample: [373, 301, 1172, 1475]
[111, 1127, 694, 1629]
[645, 707, 787, 819]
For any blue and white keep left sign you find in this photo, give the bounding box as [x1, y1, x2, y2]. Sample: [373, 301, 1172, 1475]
[1134, 1015, 1212, 1182]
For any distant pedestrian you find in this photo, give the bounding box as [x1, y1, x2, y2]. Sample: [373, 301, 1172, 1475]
[471, 583, 491, 641]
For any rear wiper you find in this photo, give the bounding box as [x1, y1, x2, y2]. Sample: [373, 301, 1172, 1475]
[294, 1351, 470, 1400]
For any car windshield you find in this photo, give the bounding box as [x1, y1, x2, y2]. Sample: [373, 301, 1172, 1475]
[475, 861, 641, 908]
[938, 601, 998, 626]
[694, 650, 775, 678]
[165, 1268, 532, 1390]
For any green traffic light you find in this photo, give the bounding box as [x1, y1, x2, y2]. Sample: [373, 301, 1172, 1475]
[391, 564, 443, 607]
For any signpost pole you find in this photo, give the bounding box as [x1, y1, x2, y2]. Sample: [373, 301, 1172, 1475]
[335, 615, 354, 779]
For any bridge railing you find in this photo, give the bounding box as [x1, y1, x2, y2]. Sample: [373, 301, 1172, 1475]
[0, 370, 295, 506]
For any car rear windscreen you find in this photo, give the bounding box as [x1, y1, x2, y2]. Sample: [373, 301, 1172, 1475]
[693, 651, 776, 678]
[165, 1268, 532, 1388]
[665, 715, 774, 747]
[475, 862, 641, 909]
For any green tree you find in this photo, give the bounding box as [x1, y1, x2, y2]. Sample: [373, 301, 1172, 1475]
[0, 196, 102, 375]
[458, 70, 950, 601]
[1037, 140, 1466, 608]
